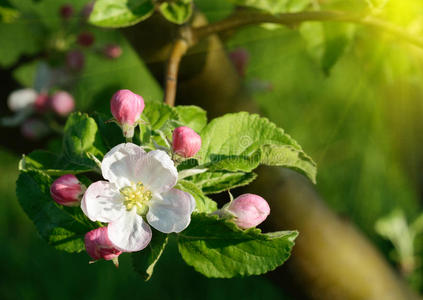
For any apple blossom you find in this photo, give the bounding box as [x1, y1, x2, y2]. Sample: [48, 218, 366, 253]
[225, 193, 270, 229]
[85, 227, 122, 265]
[51, 91, 75, 116]
[7, 88, 38, 112]
[81, 143, 195, 252]
[50, 174, 85, 206]
[110, 90, 145, 138]
[103, 44, 122, 59]
[172, 126, 202, 158]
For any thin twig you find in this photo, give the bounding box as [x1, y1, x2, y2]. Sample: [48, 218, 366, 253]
[164, 39, 189, 107]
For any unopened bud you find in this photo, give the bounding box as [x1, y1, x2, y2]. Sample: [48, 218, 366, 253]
[7, 88, 38, 112]
[51, 91, 75, 116]
[103, 44, 122, 59]
[66, 50, 85, 72]
[85, 227, 122, 265]
[226, 193, 270, 229]
[34, 92, 50, 113]
[110, 89, 144, 138]
[172, 126, 202, 158]
[50, 174, 85, 206]
[21, 119, 49, 140]
[229, 48, 249, 77]
[59, 4, 73, 20]
[77, 32, 95, 47]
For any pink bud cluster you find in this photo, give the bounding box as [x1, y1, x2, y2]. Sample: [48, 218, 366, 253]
[221, 194, 270, 229]
[50, 174, 85, 206]
[34, 90, 75, 116]
[172, 127, 202, 158]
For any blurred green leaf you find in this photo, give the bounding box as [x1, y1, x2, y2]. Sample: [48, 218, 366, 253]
[89, 0, 155, 28]
[132, 231, 168, 281]
[228, 0, 310, 14]
[178, 213, 298, 278]
[191, 171, 257, 194]
[16, 170, 94, 252]
[159, 0, 193, 24]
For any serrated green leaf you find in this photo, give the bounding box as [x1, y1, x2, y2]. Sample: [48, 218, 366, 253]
[132, 230, 168, 281]
[19, 150, 95, 175]
[176, 180, 217, 213]
[198, 112, 316, 182]
[16, 170, 95, 252]
[62, 112, 106, 170]
[174, 105, 207, 132]
[143, 101, 178, 130]
[178, 213, 298, 278]
[159, 0, 193, 24]
[192, 171, 257, 194]
[89, 0, 155, 28]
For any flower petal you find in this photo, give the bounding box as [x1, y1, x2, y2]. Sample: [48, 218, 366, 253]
[108, 209, 152, 252]
[147, 188, 195, 233]
[134, 150, 177, 194]
[81, 181, 125, 223]
[101, 143, 146, 188]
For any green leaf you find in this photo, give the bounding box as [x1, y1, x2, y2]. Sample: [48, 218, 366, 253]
[19, 150, 96, 176]
[159, 0, 193, 24]
[132, 231, 168, 281]
[62, 112, 106, 170]
[176, 180, 217, 213]
[192, 171, 257, 194]
[198, 112, 316, 182]
[174, 105, 207, 132]
[16, 170, 95, 252]
[300, 22, 355, 75]
[143, 101, 178, 130]
[0, 0, 19, 23]
[93, 112, 125, 149]
[228, 0, 310, 14]
[89, 0, 155, 28]
[178, 213, 298, 278]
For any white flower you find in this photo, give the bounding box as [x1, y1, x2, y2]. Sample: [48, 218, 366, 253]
[81, 143, 196, 252]
[7, 88, 38, 112]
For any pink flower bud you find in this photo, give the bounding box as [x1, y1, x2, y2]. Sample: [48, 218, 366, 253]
[172, 126, 202, 158]
[51, 91, 75, 116]
[85, 227, 122, 263]
[77, 32, 95, 47]
[103, 44, 122, 59]
[21, 119, 49, 140]
[34, 92, 50, 113]
[229, 48, 249, 77]
[59, 4, 74, 20]
[50, 174, 84, 206]
[110, 89, 144, 138]
[66, 50, 85, 72]
[227, 194, 270, 229]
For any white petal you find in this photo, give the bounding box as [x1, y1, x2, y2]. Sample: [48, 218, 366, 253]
[81, 181, 125, 223]
[101, 143, 147, 188]
[7, 88, 37, 112]
[147, 188, 195, 233]
[134, 150, 177, 194]
[108, 209, 152, 252]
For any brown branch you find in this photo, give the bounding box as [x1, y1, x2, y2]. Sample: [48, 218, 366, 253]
[164, 39, 189, 107]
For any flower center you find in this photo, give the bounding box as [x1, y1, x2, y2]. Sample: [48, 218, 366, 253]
[120, 182, 152, 215]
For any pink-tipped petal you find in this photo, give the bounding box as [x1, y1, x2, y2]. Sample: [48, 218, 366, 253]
[147, 188, 195, 233]
[108, 209, 152, 252]
[81, 181, 125, 223]
[172, 126, 202, 158]
[85, 227, 122, 261]
[227, 193, 270, 229]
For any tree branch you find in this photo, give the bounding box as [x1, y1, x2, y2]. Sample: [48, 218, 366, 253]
[164, 39, 189, 107]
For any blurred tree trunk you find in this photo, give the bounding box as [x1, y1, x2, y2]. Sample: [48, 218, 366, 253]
[123, 12, 420, 300]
